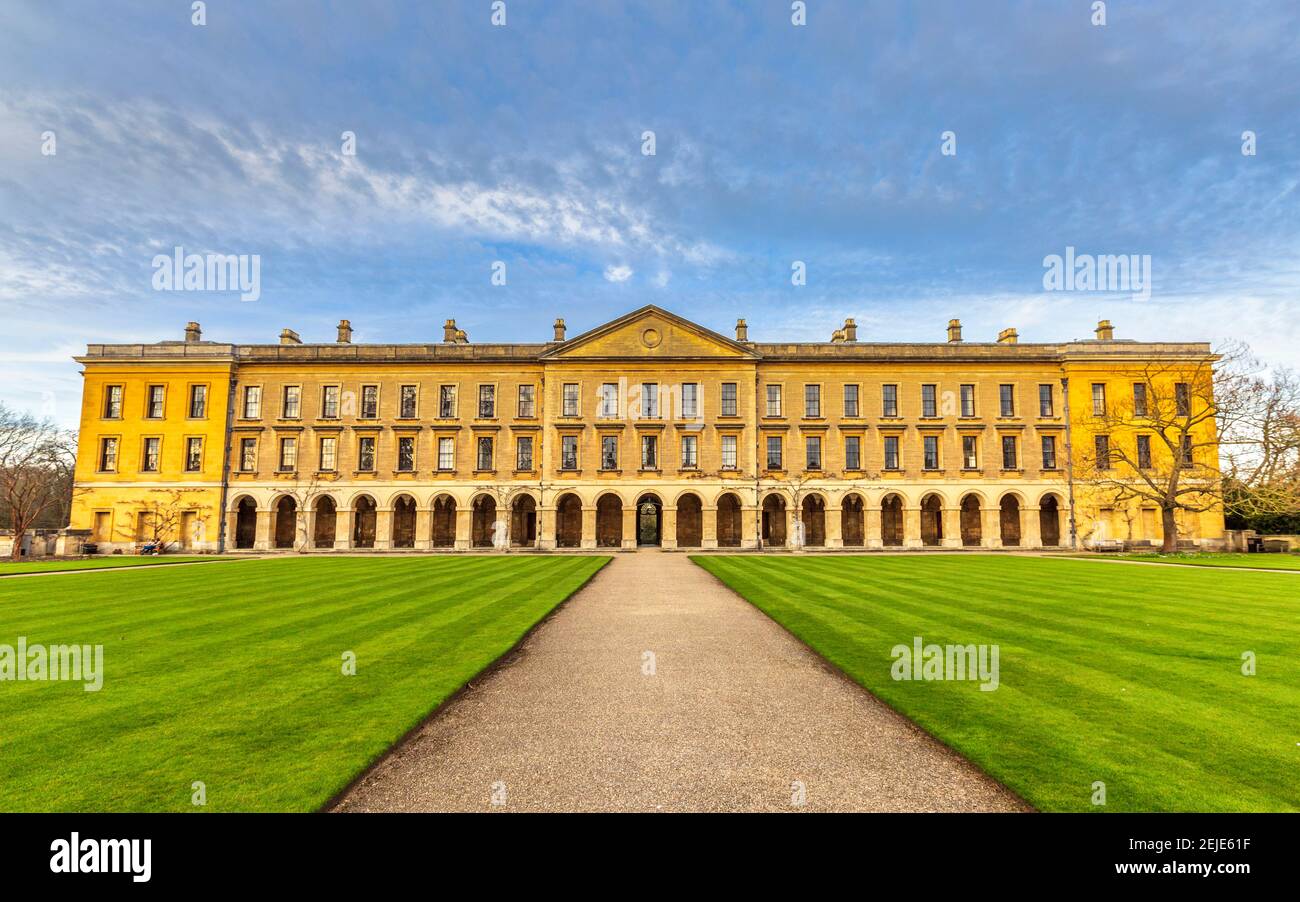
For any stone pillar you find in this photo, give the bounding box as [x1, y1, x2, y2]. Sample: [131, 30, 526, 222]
[225, 509, 240, 550]
[455, 507, 472, 550]
[538, 505, 557, 550]
[300, 509, 314, 552]
[701, 506, 718, 549]
[942, 507, 962, 549]
[662, 506, 678, 550]
[415, 508, 432, 551]
[742, 503, 759, 549]
[335, 509, 353, 550]
[254, 509, 272, 551]
[582, 507, 598, 550]
[1022, 505, 1041, 549]
[826, 505, 843, 549]
[982, 506, 1002, 549]
[620, 505, 636, 550]
[903, 506, 922, 549]
[374, 508, 393, 551]
[866, 505, 883, 550]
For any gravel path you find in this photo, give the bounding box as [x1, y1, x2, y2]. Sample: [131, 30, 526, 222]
[333, 552, 1028, 812]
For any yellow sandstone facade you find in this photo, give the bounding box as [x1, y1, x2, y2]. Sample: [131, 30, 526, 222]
[67, 306, 1224, 553]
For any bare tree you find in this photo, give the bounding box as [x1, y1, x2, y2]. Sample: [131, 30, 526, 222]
[277, 472, 328, 551]
[0, 404, 77, 560]
[1220, 367, 1300, 526]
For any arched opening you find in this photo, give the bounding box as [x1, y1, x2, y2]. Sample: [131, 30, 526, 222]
[801, 494, 826, 547]
[716, 493, 742, 547]
[431, 496, 456, 548]
[676, 493, 703, 548]
[556, 493, 582, 548]
[596, 494, 623, 548]
[960, 494, 982, 546]
[881, 495, 904, 547]
[1000, 495, 1022, 547]
[392, 496, 416, 549]
[472, 496, 497, 548]
[1040, 494, 1062, 547]
[841, 494, 865, 547]
[274, 496, 297, 549]
[761, 494, 787, 547]
[235, 497, 257, 549]
[920, 494, 943, 547]
[353, 496, 377, 548]
[314, 496, 337, 548]
[636, 494, 662, 546]
[511, 495, 537, 547]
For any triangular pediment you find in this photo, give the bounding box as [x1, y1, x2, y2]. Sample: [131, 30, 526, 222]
[541, 306, 759, 359]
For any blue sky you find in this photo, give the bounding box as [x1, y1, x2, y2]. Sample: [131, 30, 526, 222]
[2, 0, 1298, 426]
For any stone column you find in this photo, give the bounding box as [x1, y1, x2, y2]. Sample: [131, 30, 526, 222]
[620, 505, 636, 550]
[415, 508, 432, 551]
[662, 506, 678, 550]
[826, 505, 843, 549]
[866, 505, 883, 550]
[455, 507, 472, 550]
[582, 507, 598, 550]
[742, 503, 760, 549]
[225, 509, 240, 550]
[982, 506, 1003, 549]
[254, 508, 272, 551]
[942, 507, 962, 549]
[1022, 505, 1042, 549]
[537, 505, 557, 550]
[335, 508, 353, 550]
[903, 506, 922, 549]
[701, 505, 718, 549]
[301, 509, 314, 552]
[374, 508, 393, 551]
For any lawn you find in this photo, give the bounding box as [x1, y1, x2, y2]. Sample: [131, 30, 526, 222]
[693, 554, 1300, 812]
[1071, 552, 1300, 571]
[0, 555, 607, 812]
[0, 555, 236, 576]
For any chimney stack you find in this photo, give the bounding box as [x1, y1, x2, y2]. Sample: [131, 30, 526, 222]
[843, 318, 857, 342]
[553, 318, 566, 342]
[279, 328, 301, 345]
[444, 319, 458, 343]
[1095, 319, 1114, 340]
[947, 319, 962, 343]
[336, 319, 352, 344]
[736, 318, 748, 342]
[997, 327, 1018, 345]
[184, 321, 202, 343]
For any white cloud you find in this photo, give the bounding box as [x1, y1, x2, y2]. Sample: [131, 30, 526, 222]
[603, 264, 634, 283]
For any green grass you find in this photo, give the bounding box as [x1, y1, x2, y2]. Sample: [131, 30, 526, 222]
[692, 554, 1300, 812]
[0, 555, 607, 812]
[0, 555, 235, 576]
[1070, 551, 1300, 571]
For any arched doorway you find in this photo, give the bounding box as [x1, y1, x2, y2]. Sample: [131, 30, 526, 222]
[920, 494, 943, 547]
[1000, 495, 1022, 546]
[842, 494, 865, 547]
[761, 494, 787, 547]
[676, 494, 703, 547]
[392, 496, 416, 548]
[1040, 494, 1062, 547]
[801, 495, 825, 547]
[314, 496, 337, 548]
[960, 494, 982, 546]
[431, 496, 456, 548]
[716, 493, 742, 547]
[274, 496, 297, 549]
[235, 497, 257, 549]
[511, 495, 537, 547]
[636, 494, 662, 546]
[556, 493, 582, 548]
[353, 496, 377, 548]
[881, 494, 904, 546]
[596, 494, 623, 547]
[472, 496, 497, 548]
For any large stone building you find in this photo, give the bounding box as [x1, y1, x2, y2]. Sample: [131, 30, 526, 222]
[67, 305, 1224, 553]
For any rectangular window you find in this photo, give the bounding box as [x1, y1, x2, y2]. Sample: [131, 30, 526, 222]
[805, 435, 821, 469]
[960, 384, 975, 418]
[438, 385, 456, 418]
[1133, 383, 1148, 417]
[517, 385, 535, 418]
[919, 384, 936, 418]
[321, 385, 339, 418]
[141, 437, 161, 472]
[601, 435, 619, 470]
[146, 385, 165, 419]
[516, 436, 534, 470]
[1181, 434, 1193, 465]
[766, 435, 783, 469]
[562, 383, 579, 417]
[239, 438, 257, 472]
[360, 385, 379, 419]
[1002, 435, 1018, 470]
[103, 385, 123, 419]
[185, 437, 203, 472]
[641, 383, 659, 418]
[721, 434, 738, 469]
[99, 437, 118, 471]
[883, 435, 900, 470]
[188, 385, 207, 419]
[923, 434, 940, 470]
[319, 437, 337, 472]
[882, 384, 898, 418]
[963, 435, 979, 469]
[1137, 434, 1152, 469]
[999, 384, 1015, 417]
[766, 384, 782, 417]
[1041, 435, 1057, 470]
[476, 436, 494, 470]
[278, 437, 296, 471]
[399, 385, 418, 419]
[1094, 435, 1111, 470]
[721, 383, 738, 417]
[561, 435, 578, 470]
[600, 383, 618, 418]
[804, 384, 821, 418]
[641, 434, 658, 468]
[437, 436, 454, 471]
[681, 383, 699, 419]
[845, 435, 861, 470]
[681, 434, 698, 467]
[1092, 383, 1107, 417]
[1175, 382, 1191, 417]
[478, 385, 495, 418]
[843, 384, 860, 418]
[1039, 384, 1054, 417]
[357, 436, 376, 471]
[242, 386, 261, 419]
[282, 385, 301, 419]
[397, 436, 415, 471]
